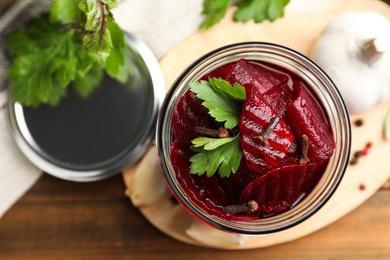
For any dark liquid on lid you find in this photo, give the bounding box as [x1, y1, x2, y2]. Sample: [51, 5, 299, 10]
[22, 73, 155, 171]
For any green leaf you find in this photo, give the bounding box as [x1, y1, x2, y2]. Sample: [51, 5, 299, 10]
[233, 0, 289, 23]
[209, 78, 246, 101]
[46, 84, 68, 106]
[5, 31, 31, 56]
[192, 136, 237, 150]
[189, 78, 245, 129]
[101, 22, 134, 83]
[384, 109, 390, 140]
[73, 63, 103, 97]
[50, 0, 80, 24]
[112, 45, 134, 83]
[190, 134, 242, 178]
[105, 22, 125, 74]
[200, 0, 231, 29]
[6, 13, 96, 107]
[49, 57, 78, 87]
[267, 0, 289, 21]
[76, 0, 116, 64]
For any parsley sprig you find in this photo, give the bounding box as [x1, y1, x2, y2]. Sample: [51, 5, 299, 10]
[200, 0, 290, 29]
[190, 134, 242, 178]
[189, 78, 246, 178]
[6, 0, 132, 106]
[189, 78, 245, 129]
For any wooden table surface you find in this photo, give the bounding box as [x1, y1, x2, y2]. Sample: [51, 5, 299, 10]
[0, 173, 389, 259]
[2, 0, 390, 258]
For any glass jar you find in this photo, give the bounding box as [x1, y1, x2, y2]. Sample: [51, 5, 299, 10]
[156, 42, 350, 235]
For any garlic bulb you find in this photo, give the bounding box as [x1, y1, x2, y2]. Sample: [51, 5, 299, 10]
[186, 219, 249, 247]
[126, 146, 168, 207]
[312, 11, 390, 113]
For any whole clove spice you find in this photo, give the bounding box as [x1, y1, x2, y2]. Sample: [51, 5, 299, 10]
[222, 200, 259, 214]
[254, 116, 279, 146]
[299, 134, 310, 165]
[193, 127, 229, 138]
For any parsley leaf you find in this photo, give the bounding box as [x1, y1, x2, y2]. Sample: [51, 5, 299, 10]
[7, 0, 134, 107]
[233, 0, 289, 23]
[200, 0, 231, 29]
[188, 78, 245, 178]
[73, 62, 103, 98]
[192, 136, 237, 150]
[267, 0, 290, 21]
[76, 0, 116, 65]
[6, 14, 96, 106]
[49, 0, 81, 24]
[200, 0, 289, 28]
[189, 78, 246, 129]
[190, 134, 242, 178]
[104, 22, 133, 83]
[209, 78, 246, 101]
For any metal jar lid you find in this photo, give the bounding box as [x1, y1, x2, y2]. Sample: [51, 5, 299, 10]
[7, 33, 165, 182]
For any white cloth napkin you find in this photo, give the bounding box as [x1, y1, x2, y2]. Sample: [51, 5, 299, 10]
[112, 0, 204, 60]
[0, 0, 204, 218]
[0, 0, 51, 219]
[0, 99, 42, 218]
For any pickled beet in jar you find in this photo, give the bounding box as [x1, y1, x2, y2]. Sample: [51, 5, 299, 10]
[156, 42, 350, 235]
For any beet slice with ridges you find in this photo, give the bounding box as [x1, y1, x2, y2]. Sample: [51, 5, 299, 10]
[172, 91, 210, 138]
[238, 163, 326, 216]
[286, 81, 335, 162]
[239, 85, 295, 174]
[169, 60, 334, 222]
[264, 84, 300, 156]
[228, 59, 290, 95]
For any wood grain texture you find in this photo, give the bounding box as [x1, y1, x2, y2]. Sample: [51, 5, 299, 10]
[123, 97, 390, 250]
[122, 0, 390, 250]
[0, 174, 390, 259]
[2, 0, 390, 258]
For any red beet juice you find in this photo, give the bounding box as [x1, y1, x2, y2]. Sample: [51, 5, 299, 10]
[170, 59, 335, 221]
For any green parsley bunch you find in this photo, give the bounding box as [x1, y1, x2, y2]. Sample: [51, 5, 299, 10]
[6, 0, 132, 106]
[200, 0, 290, 29]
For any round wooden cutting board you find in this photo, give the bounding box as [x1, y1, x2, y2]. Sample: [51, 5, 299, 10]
[123, 0, 390, 249]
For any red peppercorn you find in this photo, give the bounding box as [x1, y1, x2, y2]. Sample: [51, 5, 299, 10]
[362, 147, 370, 156]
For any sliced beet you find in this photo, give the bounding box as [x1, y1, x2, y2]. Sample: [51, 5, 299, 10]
[200, 63, 235, 83]
[238, 163, 322, 216]
[169, 59, 334, 222]
[228, 59, 290, 95]
[241, 134, 287, 174]
[215, 159, 262, 203]
[286, 81, 335, 162]
[264, 84, 300, 156]
[257, 201, 290, 216]
[279, 154, 300, 167]
[170, 133, 230, 217]
[240, 86, 294, 153]
[239, 86, 295, 173]
[263, 84, 297, 121]
[172, 91, 210, 137]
